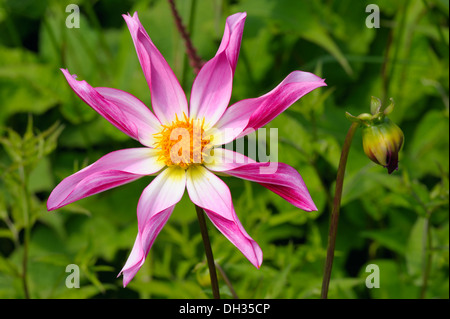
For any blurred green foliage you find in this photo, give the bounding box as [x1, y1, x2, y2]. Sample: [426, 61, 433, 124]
[0, 0, 448, 299]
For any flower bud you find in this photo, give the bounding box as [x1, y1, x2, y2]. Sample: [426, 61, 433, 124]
[347, 97, 404, 174]
[362, 117, 404, 174]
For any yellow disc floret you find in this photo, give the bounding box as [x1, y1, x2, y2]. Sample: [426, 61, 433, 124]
[153, 113, 211, 169]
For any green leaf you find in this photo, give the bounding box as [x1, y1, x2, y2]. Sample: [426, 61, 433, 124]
[360, 229, 407, 255]
[0, 48, 62, 124]
[406, 217, 426, 278]
[405, 110, 449, 178]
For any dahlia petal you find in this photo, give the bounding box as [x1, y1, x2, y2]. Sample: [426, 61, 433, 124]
[119, 205, 175, 287]
[219, 162, 317, 212]
[216, 12, 247, 74]
[189, 52, 233, 130]
[186, 166, 262, 268]
[189, 13, 246, 129]
[136, 166, 186, 231]
[123, 12, 188, 124]
[119, 166, 186, 286]
[203, 210, 262, 268]
[209, 71, 327, 145]
[47, 148, 164, 211]
[61, 69, 158, 144]
[204, 148, 256, 172]
[95, 87, 161, 147]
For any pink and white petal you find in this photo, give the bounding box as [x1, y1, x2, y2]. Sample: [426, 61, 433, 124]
[222, 162, 317, 212]
[204, 209, 262, 269]
[209, 71, 327, 145]
[47, 148, 165, 211]
[189, 12, 246, 129]
[203, 102, 254, 146]
[136, 166, 186, 232]
[61, 69, 154, 143]
[123, 12, 188, 124]
[119, 205, 175, 287]
[205, 150, 316, 211]
[189, 52, 233, 130]
[95, 87, 161, 147]
[244, 71, 326, 131]
[203, 148, 255, 172]
[186, 166, 262, 268]
[216, 12, 247, 74]
[119, 166, 186, 287]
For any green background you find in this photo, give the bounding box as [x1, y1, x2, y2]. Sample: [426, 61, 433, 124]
[0, 0, 448, 299]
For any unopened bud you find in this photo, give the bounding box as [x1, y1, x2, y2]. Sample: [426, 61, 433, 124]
[362, 118, 404, 174]
[347, 97, 404, 174]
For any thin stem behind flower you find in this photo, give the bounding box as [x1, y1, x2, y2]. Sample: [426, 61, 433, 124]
[195, 205, 220, 299]
[168, 0, 204, 74]
[215, 262, 239, 299]
[321, 122, 358, 299]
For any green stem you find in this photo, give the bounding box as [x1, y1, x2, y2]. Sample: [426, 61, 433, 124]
[215, 262, 238, 299]
[195, 205, 220, 299]
[19, 165, 31, 299]
[22, 224, 31, 299]
[321, 122, 358, 299]
[385, 1, 407, 102]
[420, 210, 433, 299]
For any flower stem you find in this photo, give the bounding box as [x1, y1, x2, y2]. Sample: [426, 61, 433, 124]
[18, 165, 31, 299]
[195, 204, 220, 299]
[215, 262, 239, 299]
[321, 122, 358, 299]
[168, 0, 203, 74]
[420, 210, 433, 299]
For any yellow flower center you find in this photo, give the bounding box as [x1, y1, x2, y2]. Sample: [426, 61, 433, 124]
[153, 113, 211, 169]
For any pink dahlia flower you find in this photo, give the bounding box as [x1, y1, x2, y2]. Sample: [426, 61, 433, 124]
[47, 12, 327, 287]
